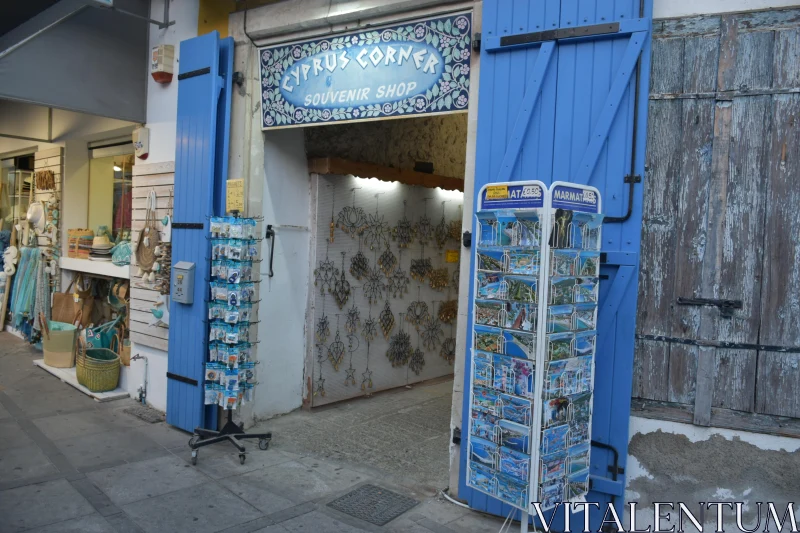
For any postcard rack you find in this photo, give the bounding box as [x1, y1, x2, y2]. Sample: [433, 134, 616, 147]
[467, 181, 603, 515]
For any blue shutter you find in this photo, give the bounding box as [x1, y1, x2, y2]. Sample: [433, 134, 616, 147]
[166, 31, 234, 432]
[460, 0, 653, 526]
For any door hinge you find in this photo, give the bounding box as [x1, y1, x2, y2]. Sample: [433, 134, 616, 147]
[462, 231, 472, 248]
[677, 297, 742, 318]
[472, 32, 481, 52]
[500, 22, 620, 47]
[624, 174, 642, 184]
[452, 427, 462, 445]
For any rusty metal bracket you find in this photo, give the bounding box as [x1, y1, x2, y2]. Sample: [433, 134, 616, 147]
[677, 297, 743, 318]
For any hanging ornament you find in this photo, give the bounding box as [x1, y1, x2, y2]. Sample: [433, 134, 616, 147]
[378, 244, 397, 277]
[362, 313, 378, 342]
[388, 265, 410, 298]
[439, 299, 458, 324]
[329, 187, 336, 243]
[415, 215, 433, 245]
[434, 201, 449, 249]
[315, 313, 331, 343]
[314, 243, 337, 294]
[421, 309, 444, 350]
[440, 337, 456, 365]
[349, 237, 370, 280]
[327, 328, 345, 371]
[429, 267, 449, 291]
[409, 347, 425, 375]
[448, 220, 461, 241]
[337, 187, 368, 238]
[314, 345, 326, 396]
[332, 252, 351, 309]
[345, 302, 361, 335]
[344, 333, 359, 386]
[363, 212, 390, 251]
[406, 299, 430, 329]
[363, 264, 387, 304]
[361, 364, 373, 391]
[451, 266, 460, 288]
[378, 300, 395, 340]
[392, 200, 415, 248]
[387, 320, 413, 367]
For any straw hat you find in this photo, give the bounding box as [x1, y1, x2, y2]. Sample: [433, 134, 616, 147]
[26, 202, 46, 233]
[92, 235, 113, 249]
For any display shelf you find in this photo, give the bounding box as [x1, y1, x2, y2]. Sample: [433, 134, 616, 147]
[33, 360, 129, 402]
[60, 257, 129, 279]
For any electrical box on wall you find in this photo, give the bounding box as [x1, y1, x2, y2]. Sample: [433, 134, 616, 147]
[151, 44, 175, 84]
[133, 127, 149, 160]
[172, 261, 195, 304]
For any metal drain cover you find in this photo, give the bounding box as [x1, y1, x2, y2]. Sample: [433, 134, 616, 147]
[327, 484, 419, 526]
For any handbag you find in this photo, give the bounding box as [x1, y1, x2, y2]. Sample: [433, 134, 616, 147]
[73, 274, 94, 328]
[52, 277, 77, 324]
[112, 241, 131, 266]
[135, 190, 159, 271]
[85, 315, 121, 350]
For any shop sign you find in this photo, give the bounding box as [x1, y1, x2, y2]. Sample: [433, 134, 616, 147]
[551, 184, 599, 213]
[258, 13, 472, 129]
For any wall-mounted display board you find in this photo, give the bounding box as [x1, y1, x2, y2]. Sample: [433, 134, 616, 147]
[311, 174, 463, 406]
[466, 180, 602, 512]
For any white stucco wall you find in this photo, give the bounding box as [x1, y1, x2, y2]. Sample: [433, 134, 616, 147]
[653, 0, 800, 19]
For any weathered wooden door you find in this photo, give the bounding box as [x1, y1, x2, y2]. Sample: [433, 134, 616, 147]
[459, 0, 653, 525]
[634, 8, 800, 436]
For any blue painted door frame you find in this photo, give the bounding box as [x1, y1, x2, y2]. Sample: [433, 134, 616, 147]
[459, 0, 652, 527]
[166, 31, 234, 432]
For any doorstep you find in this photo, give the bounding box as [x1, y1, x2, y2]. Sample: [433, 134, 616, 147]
[33, 359, 130, 402]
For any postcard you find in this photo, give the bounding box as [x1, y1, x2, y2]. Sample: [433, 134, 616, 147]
[541, 424, 569, 455]
[493, 354, 516, 394]
[542, 397, 570, 428]
[512, 357, 535, 398]
[560, 357, 586, 396]
[513, 211, 542, 247]
[567, 471, 590, 500]
[575, 331, 596, 358]
[506, 276, 537, 303]
[547, 333, 574, 362]
[471, 410, 499, 442]
[550, 277, 576, 305]
[575, 278, 598, 303]
[540, 450, 567, 482]
[475, 326, 503, 354]
[500, 446, 530, 482]
[551, 250, 578, 277]
[540, 479, 564, 510]
[497, 214, 518, 246]
[567, 421, 590, 448]
[500, 394, 531, 425]
[579, 251, 600, 277]
[504, 302, 537, 333]
[473, 351, 494, 388]
[507, 249, 540, 276]
[543, 361, 566, 398]
[477, 272, 505, 300]
[468, 461, 497, 495]
[574, 304, 597, 331]
[547, 304, 574, 333]
[568, 442, 590, 475]
[477, 211, 501, 247]
[569, 392, 592, 426]
[499, 419, 531, 454]
[504, 330, 536, 359]
[475, 300, 504, 327]
[477, 249, 506, 272]
[497, 473, 529, 509]
[575, 355, 594, 394]
[472, 386, 500, 414]
[470, 436, 498, 469]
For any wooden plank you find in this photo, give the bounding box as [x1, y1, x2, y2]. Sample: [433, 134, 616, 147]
[130, 331, 168, 351]
[717, 15, 738, 92]
[773, 29, 800, 89]
[34, 147, 63, 160]
[34, 156, 62, 169]
[132, 174, 175, 188]
[132, 185, 174, 199]
[631, 399, 800, 439]
[649, 37, 684, 96]
[132, 208, 172, 221]
[736, 8, 800, 32]
[130, 287, 160, 303]
[132, 197, 172, 209]
[656, 15, 720, 38]
[130, 298, 155, 313]
[133, 161, 175, 176]
[669, 344, 698, 406]
[129, 316, 169, 339]
[756, 352, 800, 418]
[692, 347, 714, 425]
[712, 349, 757, 412]
[308, 157, 464, 192]
[632, 339, 670, 401]
[683, 35, 720, 94]
[734, 31, 774, 91]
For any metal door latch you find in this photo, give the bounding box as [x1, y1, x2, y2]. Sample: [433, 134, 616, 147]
[677, 297, 742, 318]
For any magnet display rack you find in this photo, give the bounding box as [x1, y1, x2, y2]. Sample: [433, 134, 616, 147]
[466, 180, 603, 515]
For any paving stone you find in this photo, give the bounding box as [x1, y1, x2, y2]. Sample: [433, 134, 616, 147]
[192, 448, 299, 480]
[279, 510, 370, 533]
[247, 460, 365, 504]
[0, 478, 95, 532]
[87, 455, 209, 506]
[0, 443, 59, 483]
[24, 513, 115, 533]
[135, 422, 193, 449]
[218, 470, 297, 515]
[0, 419, 35, 450]
[446, 510, 509, 532]
[54, 428, 167, 472]
[104, 512, 145, 533]
[251, 526, 289, 533]
[122, 482, 262, 533]
[34, 410, 128, 441]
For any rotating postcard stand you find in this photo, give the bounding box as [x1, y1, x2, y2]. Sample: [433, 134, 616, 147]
[466, 181, 603, 530]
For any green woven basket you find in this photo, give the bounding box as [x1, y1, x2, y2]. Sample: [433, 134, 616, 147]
[76, 340, 120, 392]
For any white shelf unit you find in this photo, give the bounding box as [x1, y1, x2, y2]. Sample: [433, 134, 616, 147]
[60, 257, 130, 279]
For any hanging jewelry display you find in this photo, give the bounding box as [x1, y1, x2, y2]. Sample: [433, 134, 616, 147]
[345, 299, 360, 335]
[344, 333, 358, 386]
[314, 345, 326, 396]
[378, 244, 397, 277]
[448, 220, 461, 241]
[410, 244, 432, 281]
[362, 311, 378, 342]
[349, 237, 370, 280]
[361, 340, 374, 391]
[388, 250, 410, 298]
[434, 201, 449, 249]
[409, 322, 425, 376]
[337, 187, 368, 238]
[439, 299, 458, 324]
[429, 267, 449, 291]
[332, 252, 351, 309]
[327, 316, 345, 371]
[392, 200, 415, 248]
[421, 302, 444, 350]
[378, 300, 395, 340]
[387, 314, 413, 367]
[363, 255, 387, 305]
[314, 241, 337, 294]
[363, 193, 390, 250]
[315, 294, 331, 343]
[415, 198, 433, 245]
[440, 336, 456, 365]
[406, 290, 430, 329]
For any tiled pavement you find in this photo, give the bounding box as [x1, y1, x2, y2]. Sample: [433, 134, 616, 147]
[0, 334, 506, 532]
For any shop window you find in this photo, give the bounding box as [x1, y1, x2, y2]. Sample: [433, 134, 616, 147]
[89, 151, 133, 241]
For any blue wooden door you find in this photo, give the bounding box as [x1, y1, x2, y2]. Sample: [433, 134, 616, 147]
[166, 31, 234, 432]
[460, 0, 652, 526]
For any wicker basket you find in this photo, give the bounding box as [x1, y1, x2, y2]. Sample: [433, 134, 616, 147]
[42, 318, 77, 368]
[67, 229, 94, 259]
[76, 339, 120, 392]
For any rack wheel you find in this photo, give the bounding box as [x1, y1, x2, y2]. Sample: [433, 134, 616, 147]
[191, 450, 198, 465]
[258, 439, 269, 451]
[239, 454, 246, 465]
